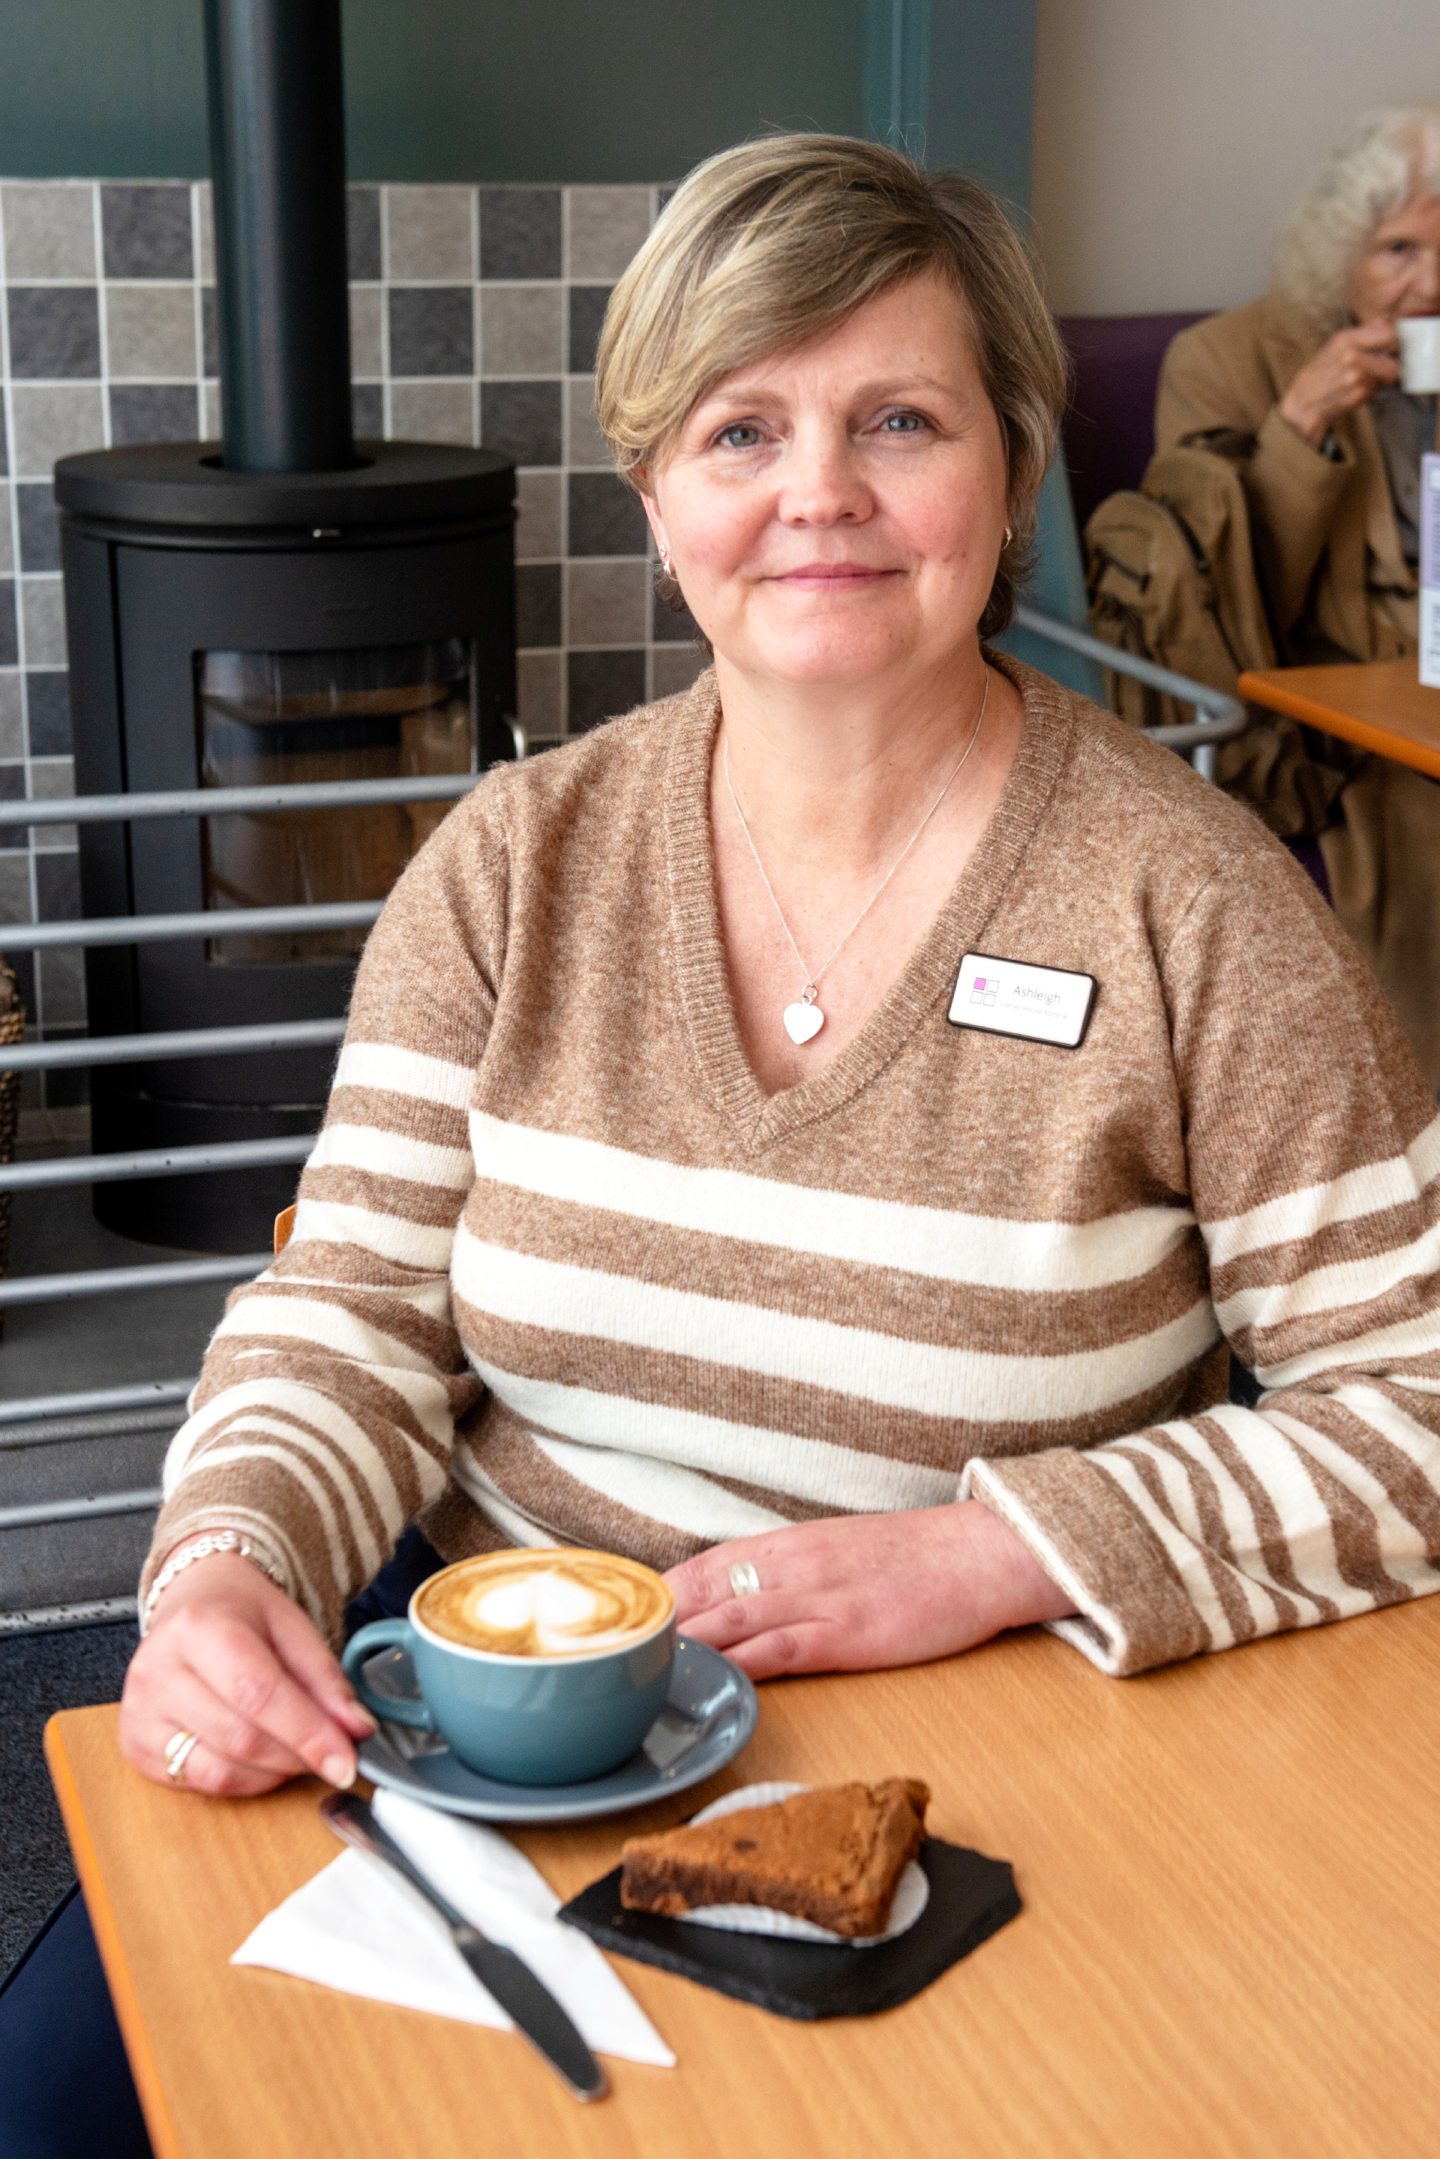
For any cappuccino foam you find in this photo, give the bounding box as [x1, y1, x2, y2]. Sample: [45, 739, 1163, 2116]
[416, 1549, 673, 1657]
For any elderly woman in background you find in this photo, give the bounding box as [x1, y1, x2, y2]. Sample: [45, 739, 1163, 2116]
[1157, 106, 1440, 1084]
[11, 128, 1440, 2159]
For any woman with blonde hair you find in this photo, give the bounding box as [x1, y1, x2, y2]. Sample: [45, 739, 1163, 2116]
[1157, 106, 1440, 1081]
[10, 131, 1440, 2156]
[107, 123, 1440, 1792]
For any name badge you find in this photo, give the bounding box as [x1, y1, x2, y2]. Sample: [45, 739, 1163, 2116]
[947, 951, 1097, 1049]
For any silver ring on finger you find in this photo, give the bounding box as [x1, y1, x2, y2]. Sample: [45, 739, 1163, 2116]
[728, 1560, 761, 1599]
[163, 1728, 201, 1787]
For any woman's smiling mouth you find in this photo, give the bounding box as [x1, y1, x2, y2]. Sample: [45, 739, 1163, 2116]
[769, 563, 899, 585]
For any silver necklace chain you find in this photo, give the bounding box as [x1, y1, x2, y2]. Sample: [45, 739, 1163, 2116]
[721, 670, 989, 1038]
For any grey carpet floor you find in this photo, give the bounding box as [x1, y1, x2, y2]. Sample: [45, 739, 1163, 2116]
[0, 1620, 137, 1975]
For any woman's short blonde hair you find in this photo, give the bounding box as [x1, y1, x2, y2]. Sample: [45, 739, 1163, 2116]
[595, 133, 1066, 639]
[1273, 106, 1440, 331]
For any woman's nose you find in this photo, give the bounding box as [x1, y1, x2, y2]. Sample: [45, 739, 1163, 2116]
[776, 432, 871, 524]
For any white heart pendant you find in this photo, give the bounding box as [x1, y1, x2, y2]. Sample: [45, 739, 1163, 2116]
[783, 1000, 825, 1045]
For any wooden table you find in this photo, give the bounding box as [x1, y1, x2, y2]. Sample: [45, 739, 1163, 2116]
[47, 1600, 1440, 2159]
[1238, 657, 1440, 779]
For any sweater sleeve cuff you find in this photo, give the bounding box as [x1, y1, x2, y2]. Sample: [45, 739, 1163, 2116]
[960, 1450, 1210, 1676]
[140, 1457, 349, 1642]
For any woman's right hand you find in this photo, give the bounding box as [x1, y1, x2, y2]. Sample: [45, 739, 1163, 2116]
[120, 1552, 377, 1797]
[1277, 317, 1400, 447]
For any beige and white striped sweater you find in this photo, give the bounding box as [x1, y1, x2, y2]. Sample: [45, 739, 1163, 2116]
[141, 659, 1440, 1675]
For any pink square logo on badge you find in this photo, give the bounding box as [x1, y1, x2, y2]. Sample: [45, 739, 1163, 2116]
[970, 977, 999, 1008]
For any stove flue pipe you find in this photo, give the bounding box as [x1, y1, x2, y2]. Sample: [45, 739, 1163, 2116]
[204, 0, 356, 473]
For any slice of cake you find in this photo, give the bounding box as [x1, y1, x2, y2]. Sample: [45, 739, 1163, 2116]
[619, 1778, 930, 1939]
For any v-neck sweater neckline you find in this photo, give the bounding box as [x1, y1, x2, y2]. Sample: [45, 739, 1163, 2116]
[663, 654, 1077, 1151]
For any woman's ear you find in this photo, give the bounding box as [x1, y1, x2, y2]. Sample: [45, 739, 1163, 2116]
[639, 488, 668, 565]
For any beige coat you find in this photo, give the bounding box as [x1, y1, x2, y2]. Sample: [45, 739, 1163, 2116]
[1156, 292, 1418, 663]
[1157, 293, 1440, 1088]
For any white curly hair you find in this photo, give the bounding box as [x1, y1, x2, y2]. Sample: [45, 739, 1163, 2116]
[1273, 106, 1440, 331]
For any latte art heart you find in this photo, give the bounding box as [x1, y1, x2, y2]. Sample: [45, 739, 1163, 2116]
[783, 1000, 825, 1045]
[474, 1572, 608, 1649]
[416, 1547, 673, 1657]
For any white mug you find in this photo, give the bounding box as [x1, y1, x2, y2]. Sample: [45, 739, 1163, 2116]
[1398, 315, 1440, 395]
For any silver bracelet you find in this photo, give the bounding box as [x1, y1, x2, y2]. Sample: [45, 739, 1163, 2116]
[141, 1529, 287, 1630]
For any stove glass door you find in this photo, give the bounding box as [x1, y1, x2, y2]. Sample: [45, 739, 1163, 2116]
[196, 637, 475, 963]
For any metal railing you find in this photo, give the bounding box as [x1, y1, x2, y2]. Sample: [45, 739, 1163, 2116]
[1012, 606, 1247, 781]
[0, 758, 494, 1627]
[1, 629, 1246, 1630]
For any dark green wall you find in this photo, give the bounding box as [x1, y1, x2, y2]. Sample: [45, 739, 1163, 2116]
[863, 0, 1033, 211]
[345, 0, 867, 183]
[0, 0, 864, 180]
[925, 0, 1035, 209]
[0, 0, 1031, 191]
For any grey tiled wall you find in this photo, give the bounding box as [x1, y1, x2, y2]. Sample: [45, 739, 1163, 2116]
[0, 179, 706, 1122]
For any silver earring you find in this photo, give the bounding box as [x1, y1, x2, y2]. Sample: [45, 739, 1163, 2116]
[658, 546, 673, 577]
[1003, 524, 1013, 547]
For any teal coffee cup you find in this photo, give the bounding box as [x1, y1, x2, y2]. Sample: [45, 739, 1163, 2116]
[343, 1548, 677, 1786]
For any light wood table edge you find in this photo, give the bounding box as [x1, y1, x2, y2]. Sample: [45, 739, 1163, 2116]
[44, 1713, 185, 2159]
[1237, 666, 1440, 781]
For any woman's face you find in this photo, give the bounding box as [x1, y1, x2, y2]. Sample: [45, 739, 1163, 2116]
[642, 271, 1009, 690]
[1346, 189, 1440, 322]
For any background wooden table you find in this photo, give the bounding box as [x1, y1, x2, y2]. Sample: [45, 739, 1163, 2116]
[47, 1600, 1440, 2159]
[1238, 657, 1440, 780]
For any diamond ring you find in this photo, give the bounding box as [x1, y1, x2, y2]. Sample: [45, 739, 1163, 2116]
[727, 1560, 761, 1598]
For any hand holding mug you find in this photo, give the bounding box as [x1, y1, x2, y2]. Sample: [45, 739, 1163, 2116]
[1278, 317, 1400, 447]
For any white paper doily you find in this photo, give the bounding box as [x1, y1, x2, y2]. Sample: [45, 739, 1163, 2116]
[664, 1781, 929, 1948]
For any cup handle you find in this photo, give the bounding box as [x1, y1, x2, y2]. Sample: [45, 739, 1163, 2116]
[341, 1618, 437, 1732]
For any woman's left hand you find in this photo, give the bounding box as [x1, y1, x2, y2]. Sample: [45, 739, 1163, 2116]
[665, 1501, 1074, 1682]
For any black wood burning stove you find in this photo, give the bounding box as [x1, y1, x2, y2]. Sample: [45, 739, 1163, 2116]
[53, 0, 515, 1254]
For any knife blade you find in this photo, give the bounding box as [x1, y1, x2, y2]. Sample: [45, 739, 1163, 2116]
[320, 1790, 606, 2101]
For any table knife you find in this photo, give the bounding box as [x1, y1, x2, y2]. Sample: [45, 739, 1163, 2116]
[320, 1790, 606, 2102]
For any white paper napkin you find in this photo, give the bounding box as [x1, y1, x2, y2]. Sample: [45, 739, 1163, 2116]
[230, 1788, 675, 2067]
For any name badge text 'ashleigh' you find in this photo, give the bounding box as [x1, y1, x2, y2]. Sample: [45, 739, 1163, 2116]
[947, 952, 1097, 1049]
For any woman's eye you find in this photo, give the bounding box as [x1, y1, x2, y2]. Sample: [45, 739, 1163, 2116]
[716, 422, 763, 450]
[879, 411, 927, 435]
